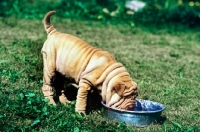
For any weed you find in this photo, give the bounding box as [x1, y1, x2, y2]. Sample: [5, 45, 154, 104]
[0, 0, 200, 28]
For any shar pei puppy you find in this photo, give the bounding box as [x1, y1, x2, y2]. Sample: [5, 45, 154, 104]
[42, 11, 138, 114]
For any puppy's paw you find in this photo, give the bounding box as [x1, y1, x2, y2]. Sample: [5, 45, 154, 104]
[45, 96, 56, 105]
[76, 110, 86, 117]
[59, 95, 71, 104]
[59, 90, 71, 104]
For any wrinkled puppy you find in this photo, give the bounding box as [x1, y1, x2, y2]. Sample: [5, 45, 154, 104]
[42, 11, 138, 114]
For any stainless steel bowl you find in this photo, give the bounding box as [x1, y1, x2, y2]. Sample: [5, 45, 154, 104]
[101, 99, 165, 127]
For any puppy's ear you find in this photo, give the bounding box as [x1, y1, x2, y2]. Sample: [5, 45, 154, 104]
[114, 84, 125, 96]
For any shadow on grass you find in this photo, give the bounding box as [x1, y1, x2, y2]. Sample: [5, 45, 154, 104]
[52, 72, 102, 113]
[157, 115, 167, 125]
[52, 72, 168, 120]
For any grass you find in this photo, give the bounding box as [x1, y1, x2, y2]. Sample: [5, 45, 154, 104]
[0, 15, 200, 132]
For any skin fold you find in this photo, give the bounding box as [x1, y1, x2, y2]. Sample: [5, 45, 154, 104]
[42, 11, 138, 114]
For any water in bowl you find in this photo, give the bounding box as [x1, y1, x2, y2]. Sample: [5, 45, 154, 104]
[133, 99, 164, 112]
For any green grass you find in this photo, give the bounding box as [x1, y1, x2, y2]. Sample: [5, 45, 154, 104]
[0, 16, 200, 132]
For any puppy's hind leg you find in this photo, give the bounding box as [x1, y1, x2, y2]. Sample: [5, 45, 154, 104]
[42, 51, 56, 105]
[53, 73, 71, 104]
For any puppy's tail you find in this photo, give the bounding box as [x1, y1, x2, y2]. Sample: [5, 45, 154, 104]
[43, 11, 57, 35]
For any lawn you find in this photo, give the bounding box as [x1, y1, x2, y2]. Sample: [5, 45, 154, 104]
[0, 15, 200, 131]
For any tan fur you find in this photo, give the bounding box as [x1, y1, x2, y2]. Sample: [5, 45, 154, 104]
[42, 11, 138, 113]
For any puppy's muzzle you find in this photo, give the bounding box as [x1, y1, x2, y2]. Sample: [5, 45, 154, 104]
[111, 94, 136, 110]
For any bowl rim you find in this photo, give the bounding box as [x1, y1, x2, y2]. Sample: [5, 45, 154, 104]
[101, 99, 165, 114]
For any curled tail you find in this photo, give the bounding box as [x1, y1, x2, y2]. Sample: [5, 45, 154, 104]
[43, 11, 57, 34]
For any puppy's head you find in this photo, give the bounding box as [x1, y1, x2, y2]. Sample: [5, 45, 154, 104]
[107, 76, 138, 110]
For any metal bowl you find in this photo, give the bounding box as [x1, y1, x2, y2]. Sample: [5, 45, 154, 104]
[101, 99, 165, 127]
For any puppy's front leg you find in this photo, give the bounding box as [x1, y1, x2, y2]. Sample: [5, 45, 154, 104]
[75, 80, 91, 114]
